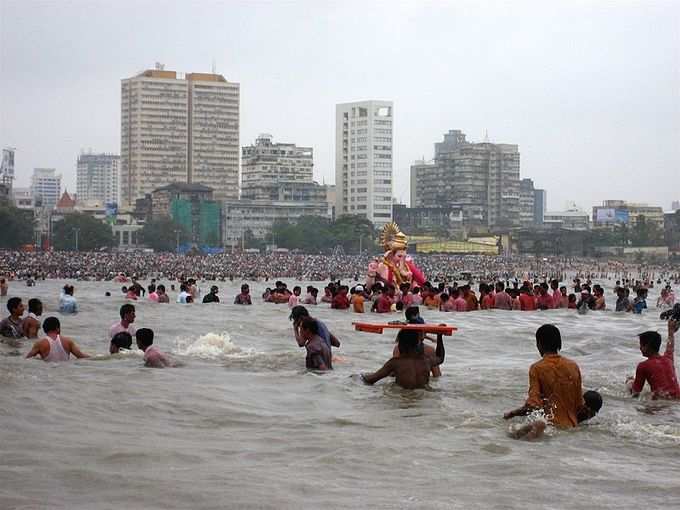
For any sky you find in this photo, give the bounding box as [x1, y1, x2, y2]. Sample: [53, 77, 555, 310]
[1, 0, 679, 211]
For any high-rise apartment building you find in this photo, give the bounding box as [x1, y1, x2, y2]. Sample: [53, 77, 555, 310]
[533, 189, 546, 225]
[77, 153, 120, 205]
[241, 134, 322, 201]
[121, 67, 239, 207]
[335, 100, 393, 226]
[519, 178, 536, 227]
[411, 130, 521, 228]
[31, 168, 61, 209]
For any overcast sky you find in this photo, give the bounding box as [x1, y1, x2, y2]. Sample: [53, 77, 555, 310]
[1, 0, 679, 211]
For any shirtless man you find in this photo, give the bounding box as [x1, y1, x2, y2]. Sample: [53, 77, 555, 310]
[26, 317, 89, 361]
[361, 329, 445, 389]
[0, 297, 25, 340]
[23, 298, 43, 339]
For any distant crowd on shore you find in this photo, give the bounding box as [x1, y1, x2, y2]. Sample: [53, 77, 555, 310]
[2, 249, 680, 284]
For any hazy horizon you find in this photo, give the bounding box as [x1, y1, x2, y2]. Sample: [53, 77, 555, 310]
[1, 0, 679, 212]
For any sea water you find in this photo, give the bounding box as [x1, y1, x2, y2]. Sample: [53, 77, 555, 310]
[1, 279, 679, 509]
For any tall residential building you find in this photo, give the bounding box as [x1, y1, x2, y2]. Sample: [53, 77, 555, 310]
[533, 189, 547, 225]
[121, 67, 239, 207]
[411, 130, 521, 228]
[241, 134, 322, 201]
[31, 168, 61, 209]
[672, 200, 680, 211]
[410, 160, 437, 208]
[76, 153, 120, 205]
[519, 178, 536, 227]
[335, 100, 393, 226]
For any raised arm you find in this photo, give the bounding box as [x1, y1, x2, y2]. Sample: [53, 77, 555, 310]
[361, 359, 395, 385]
[293, 321, 305, 347]
[434, 331, 445, 366]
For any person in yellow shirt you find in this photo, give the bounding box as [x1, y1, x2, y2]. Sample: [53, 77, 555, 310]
[351, 285, 365, 313]
[504, 324, 602, 438]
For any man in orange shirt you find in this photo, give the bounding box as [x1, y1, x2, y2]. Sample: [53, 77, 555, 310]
[504, 324, 602, 435]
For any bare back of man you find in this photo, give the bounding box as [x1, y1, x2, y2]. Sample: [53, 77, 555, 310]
[363, 330, 445, 389]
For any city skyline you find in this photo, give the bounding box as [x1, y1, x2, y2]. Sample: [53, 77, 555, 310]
[1, 1, 679, 212]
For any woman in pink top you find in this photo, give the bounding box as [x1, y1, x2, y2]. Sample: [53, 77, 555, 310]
[25, 317, 89, 362]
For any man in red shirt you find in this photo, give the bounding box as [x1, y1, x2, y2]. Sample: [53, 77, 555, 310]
[375, 286, 394, 313]
[628, 320, 680, 399]
[331, 286, 350, 310]
[493, 282, 513, 310]
[518, 285, 536, 311]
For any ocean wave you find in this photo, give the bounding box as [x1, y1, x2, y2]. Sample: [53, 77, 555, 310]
[173, 331, 258, 359]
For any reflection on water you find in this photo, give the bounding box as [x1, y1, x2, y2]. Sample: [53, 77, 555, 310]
[1, 278, 679, 509]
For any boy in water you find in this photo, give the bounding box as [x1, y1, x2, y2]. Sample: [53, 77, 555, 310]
[627, 320, 680, 399]
[298, 317, 332, 371]
[504, 324, 601, 436]
[362, 328, 445, 389]
[136, 328, 173, 368]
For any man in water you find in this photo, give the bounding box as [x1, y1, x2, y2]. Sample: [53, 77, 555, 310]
[361, 329, 445, 389]
[202, 285, 220, 303]
[59, 284, 78, 314]
[504, 324, 599, 430]
[23, 298, 43, 339]
[298, 317, 332, 370]
[234, 284, 252, 305]
[627, 320, 680, 399]
[290, 305, 340, 353]
[136, 328, 173, 368]
[0, 297, 25, 339]
[156, 284, 170, 303]
[0, 277, 8, 296]
[110, 331, 133, 354]
[109, 304, 136, 341]
[25, 316, 89, 361]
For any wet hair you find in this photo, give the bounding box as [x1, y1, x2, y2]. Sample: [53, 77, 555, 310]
[157, 284, 166, 293]
[397, 330, 420, 354]
[405, 306, 420, 321]
[121, 286, 128, 293]
[293, 286, 301, 294]
[395, 301, 404, 311]
[7, 297, 22, 314]
[300, 317, 319, 335]
[135, 328, 154, 348]
[241, 284, 249, 292]
[120, 303, 135, 318]
[111, 332, 133, 350]
[105, 291, 111, 296]
[42, 316, 60, 333]
[583, 390, 603, 414]
[28, 298, 42, 314]
[536, 324, 562, 353]
[638, 331, 662, 353]
[289, 305, 310, 321]
[148, 284, 156, 293]
[186, 296, 193, 303]
[63, 285, 74, 295]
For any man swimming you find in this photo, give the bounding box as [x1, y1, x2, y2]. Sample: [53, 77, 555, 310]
[22, 298, 43, 339]
[361, 329, 445, 389]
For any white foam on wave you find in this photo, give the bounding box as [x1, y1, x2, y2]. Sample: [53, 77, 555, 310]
[173, 332, 258, 359]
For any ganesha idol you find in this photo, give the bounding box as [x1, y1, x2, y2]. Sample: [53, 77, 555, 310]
[366, 223, 426, 290]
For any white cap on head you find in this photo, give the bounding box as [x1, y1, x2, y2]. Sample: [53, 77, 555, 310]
[355, 285, 364, 292]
